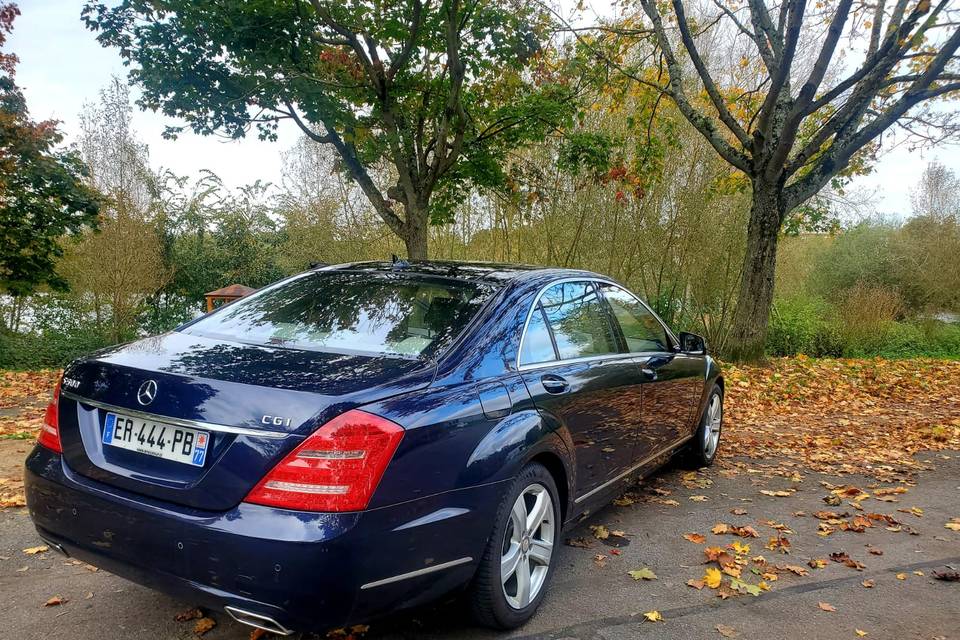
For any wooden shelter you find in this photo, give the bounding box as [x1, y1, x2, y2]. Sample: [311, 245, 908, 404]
[204, 284, 256, 312]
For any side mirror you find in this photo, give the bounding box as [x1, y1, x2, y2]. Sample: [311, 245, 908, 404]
[678, 331, 706, 355]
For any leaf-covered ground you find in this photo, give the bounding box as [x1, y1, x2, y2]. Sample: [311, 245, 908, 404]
[0, 369, 60, 507]
[722, 357, 960, 481]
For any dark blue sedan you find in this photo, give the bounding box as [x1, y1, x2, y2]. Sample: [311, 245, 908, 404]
[25, 261, 723, 634]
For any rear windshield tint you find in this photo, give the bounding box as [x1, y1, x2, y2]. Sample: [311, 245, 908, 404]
[182, 271, 497, 359]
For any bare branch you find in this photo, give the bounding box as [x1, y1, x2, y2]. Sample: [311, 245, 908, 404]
[670, 0, 751, 147]
[638, 0, 752, 172]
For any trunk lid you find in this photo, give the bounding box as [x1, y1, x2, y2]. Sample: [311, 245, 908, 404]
[58, 331, 434, 511]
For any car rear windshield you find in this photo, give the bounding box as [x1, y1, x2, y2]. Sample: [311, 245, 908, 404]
[181, 271, 497, 359]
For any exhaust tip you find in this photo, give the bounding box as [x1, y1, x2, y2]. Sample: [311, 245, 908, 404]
[224, 605, 293, 636]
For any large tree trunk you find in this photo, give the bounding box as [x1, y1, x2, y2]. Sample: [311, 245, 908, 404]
[403, 206, 429, 260]
[725, 185, 784, 362]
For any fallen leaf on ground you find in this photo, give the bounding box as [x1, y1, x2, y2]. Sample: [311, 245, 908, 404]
[590, 525, 610, 540]
[861, 579, 875, 588]
[174, 607, 204, 622]
[933, 568, 960, 581]
[855, 630, 868, 637]
[716, 624, 736, 637]
[729, 577, 762, 596]
[945, 519, 960, 531]
[730, 541, 750, 555]
[565, 537, 592, 548]
[683, 532, 706, 544]
[712, 523, 759, 538]
[766, 535, 790, 554]
[896, 573, 907, 580]
[687, 578, 705, 590]
[818, 602, 836, 612]
[643, 610, 662, 622]
[23, 545, 48, 555]
[704, 567, 723, 588]
[194, 617, 216, 635]
[829, 551, 865, 570]
[628, 568, 657, 581]
[43, 596, 66, 607]
[759, 489, 793, 497]
[730, 508, 748, 515]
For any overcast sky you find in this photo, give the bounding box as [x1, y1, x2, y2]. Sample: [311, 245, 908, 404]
[10, 0, 960, 217]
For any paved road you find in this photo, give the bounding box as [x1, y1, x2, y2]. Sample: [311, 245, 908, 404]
[2, 443, 958, 640]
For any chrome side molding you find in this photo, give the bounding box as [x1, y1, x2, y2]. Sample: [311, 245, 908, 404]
[360, 556, 474, 590]
[574, 436, 693, 504]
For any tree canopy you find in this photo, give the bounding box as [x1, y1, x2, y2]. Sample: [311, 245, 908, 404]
[0, 3, 100, 297]
[82, 0, 579, 258]
[587, 0, 960, 359]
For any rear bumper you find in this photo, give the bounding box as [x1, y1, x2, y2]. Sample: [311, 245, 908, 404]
[24, 446, 505, 632]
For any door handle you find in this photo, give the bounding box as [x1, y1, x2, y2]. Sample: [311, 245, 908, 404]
[640, 367, 657, 381]
[541, 374, 569, 394]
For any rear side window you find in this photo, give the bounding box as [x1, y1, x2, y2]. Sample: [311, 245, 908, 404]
[182, 272, 496, 359]
[599, 283, 670, 352]
[539, 282, 619, 360]
[519, 304, 557, 365]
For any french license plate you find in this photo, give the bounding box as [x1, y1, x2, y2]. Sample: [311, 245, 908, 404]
[102, 412, 209, 467]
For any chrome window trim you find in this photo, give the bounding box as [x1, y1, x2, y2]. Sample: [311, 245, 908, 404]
[61, 391, 288, 439]
[573, 435, 692, 504]
[360, 556, 474, 590]
[515, 276, 679, 371]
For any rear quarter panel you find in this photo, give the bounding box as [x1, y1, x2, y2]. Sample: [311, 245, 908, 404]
[362, 373, 573, 510]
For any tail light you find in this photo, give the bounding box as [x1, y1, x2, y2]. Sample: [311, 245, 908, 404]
[244, 409, 404, 512]
[38, 377, 63, 454]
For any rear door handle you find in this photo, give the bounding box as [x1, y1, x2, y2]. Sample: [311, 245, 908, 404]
[541, 375, 569, 394]
[640, 367, 657, 381]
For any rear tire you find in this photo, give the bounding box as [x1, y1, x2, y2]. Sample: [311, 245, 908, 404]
[469, 462, 560, 629]
[683, 383, 723, 468]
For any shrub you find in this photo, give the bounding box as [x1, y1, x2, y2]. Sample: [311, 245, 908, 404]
[766, 296, 831, 356]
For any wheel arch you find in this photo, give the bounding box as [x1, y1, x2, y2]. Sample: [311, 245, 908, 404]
[527, 450, 570, 523]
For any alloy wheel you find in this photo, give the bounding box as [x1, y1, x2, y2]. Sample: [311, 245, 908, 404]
[500, 483, 555, 610]
[704, 393, 722, 458]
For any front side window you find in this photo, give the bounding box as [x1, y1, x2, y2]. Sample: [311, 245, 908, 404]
[539, 281, 619, 360]
[182, 272, 495, 359]
[599, 283, 670, 352]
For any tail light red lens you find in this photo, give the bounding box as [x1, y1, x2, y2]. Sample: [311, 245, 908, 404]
[38, 378, 63, 454]
[244, 409, 404, 512]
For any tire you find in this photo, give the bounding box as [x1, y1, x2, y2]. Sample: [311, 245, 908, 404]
[469, 462, 561, 629]
[683, 383, 723, 468]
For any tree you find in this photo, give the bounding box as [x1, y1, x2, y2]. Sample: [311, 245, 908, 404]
[911, 161, 960, 220]
[0, 3, 100, 299]
[60, 79, 168, 342]
[82, 0, 578, 259]
[600, 0, 960, 359]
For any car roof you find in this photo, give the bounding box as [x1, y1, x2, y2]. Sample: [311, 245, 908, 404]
[323, 260, 604, 287]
